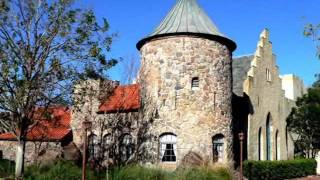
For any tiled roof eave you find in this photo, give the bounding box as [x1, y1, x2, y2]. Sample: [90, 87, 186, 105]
[0, 129, 72, 142]
[137, 32, 236, 51]
[97, 108, 140, 114]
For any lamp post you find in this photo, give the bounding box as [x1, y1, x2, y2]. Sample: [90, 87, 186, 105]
[239, 132, 245, 180]
[82, 118, 92, 180]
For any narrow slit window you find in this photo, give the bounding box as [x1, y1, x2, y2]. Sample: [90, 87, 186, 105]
[266, 69, 272, 82]
[191, 77, 199, 90]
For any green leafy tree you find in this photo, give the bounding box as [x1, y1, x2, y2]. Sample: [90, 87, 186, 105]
[287, 85, 320, 158]
[0, 0, 117, 177]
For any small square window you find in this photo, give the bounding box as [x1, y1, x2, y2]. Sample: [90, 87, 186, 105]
[191, 77, 199, 90]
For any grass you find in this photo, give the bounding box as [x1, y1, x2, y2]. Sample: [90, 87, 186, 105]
[108, 165, 233, 180]
[0, 159, 15, 178]
[24, 160, 98, 180]
[0, 158, 232, 180]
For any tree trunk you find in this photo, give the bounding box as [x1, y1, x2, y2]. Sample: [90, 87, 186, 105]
[15, 140, 25, 178]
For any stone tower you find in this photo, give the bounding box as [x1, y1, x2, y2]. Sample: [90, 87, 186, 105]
[137, 0, 237, 167]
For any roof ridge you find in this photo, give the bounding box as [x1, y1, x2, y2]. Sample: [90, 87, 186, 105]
[117, 84, 139, 88]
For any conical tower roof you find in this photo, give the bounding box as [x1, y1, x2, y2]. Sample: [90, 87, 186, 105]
[137, 0, 236, 51]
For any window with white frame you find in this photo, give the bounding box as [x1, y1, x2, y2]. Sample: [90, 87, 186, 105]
[120, 134, 134, 161]
[213, 134, 224, 163]
[191, 77, 199, 90]
[159, 133, 177, 162]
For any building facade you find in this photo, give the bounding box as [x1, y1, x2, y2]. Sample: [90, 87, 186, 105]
[0, 0, 304, 169]
[137, 0, 238, 167]
[232, 30, 305, 162]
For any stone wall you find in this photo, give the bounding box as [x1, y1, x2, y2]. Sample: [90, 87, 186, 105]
[0, 141, 63, 165]
[281, 74, 306, 101]
[72, 80, 103, 148]
[139, 35, 233, 167]
[243, 29, 296, 160]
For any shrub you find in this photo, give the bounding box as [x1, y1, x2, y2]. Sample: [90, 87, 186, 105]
[0, 158, 232, 180]
[174, 167, 232, 180]
[109, 165, 170, 180]
[244, 159, 317, 180]
[108, 165, 232, 180]
[24, 159, 97, 180]
[0, 159, 15, 178]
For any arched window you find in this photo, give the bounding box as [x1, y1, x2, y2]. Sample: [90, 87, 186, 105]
[88, 134, 99, 159]
[191, 77, 199, 90]
[103, 134, 113, 158]
[212, 134, 224, 163]
[159, 133, 177, 162]
[266, 113, 272, 160]
[285, 126, 289, 157]
[258, 127, 262, 160]
[120, 134, 134, 161]
[275, 130, 280, 160]
[103, 134, 113, 146]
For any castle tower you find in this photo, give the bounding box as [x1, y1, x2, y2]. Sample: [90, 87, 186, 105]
[137, 0, 236, 167]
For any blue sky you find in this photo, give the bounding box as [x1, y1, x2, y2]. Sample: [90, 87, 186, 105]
[80, 0, 320, 86]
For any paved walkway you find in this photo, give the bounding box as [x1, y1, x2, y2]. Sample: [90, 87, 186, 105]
[290, 176, 320, 180]
[236, 175, 320, 180]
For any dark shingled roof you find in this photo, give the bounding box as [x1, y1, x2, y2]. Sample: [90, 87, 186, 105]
[232, 55, 254, 96]
[137, 0, 236, 52]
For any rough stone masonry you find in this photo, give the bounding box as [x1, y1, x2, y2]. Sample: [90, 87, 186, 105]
[138, 35, 234, 166]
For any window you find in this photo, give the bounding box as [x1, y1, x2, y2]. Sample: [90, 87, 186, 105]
[213, 134, 224, 163]
[258, 127, 262, 160]
[103, 134, 113, 147]
[88, 134, 99, 159]
[266, 69, 272, 82]
[159, 133, 177, 162]
[120, 134, 134, 161]
[103, 134, 113, 158]
[275, 130, 280, 160]
[266, 113, 272, 160]
[285, 126, 288, 158]
[191, 77, 199, 90]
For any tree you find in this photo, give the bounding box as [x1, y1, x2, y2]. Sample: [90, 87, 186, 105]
[0, 0, 117, 177]
[287, 85, 320, 158]
[304, 23, 320, 59]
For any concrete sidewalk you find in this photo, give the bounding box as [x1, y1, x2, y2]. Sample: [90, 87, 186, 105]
[290, 176, 320, 180]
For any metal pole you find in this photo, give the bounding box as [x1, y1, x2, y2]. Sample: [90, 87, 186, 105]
[106, 149, 109, 180]
[82, 128, 87, 180]
[239, 132, 244, 180]
[82, 120, 92, 180]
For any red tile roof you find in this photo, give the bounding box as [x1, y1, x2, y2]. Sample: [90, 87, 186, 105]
[0, 107, 71, 142]
[98, 84, 140, 113]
